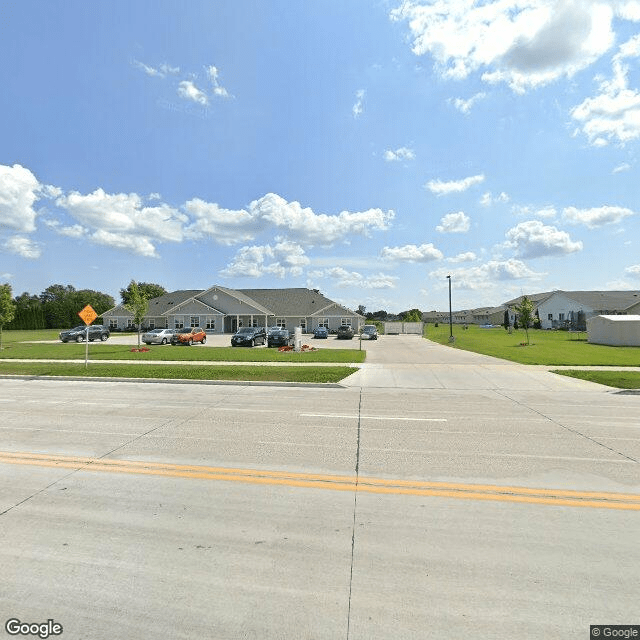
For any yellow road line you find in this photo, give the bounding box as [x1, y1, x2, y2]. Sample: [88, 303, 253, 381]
[1, 450, 639, 511]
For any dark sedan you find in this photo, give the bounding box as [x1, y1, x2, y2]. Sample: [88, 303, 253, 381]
[313, 326, 328, 339]
[267, 329, 294, 348]
[231, 326, 266, 347]
[59, 325, 110, 343]
[337, 325, 355, 339]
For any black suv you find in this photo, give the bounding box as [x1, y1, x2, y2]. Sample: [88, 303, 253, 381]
[231, 326, 267, 347]
[59, 325, 110, 343]
[267, 329, 293, 348]
[337, 325, 355, 339]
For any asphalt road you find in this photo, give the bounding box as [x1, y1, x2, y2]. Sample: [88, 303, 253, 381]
[1, 337, 639, 639]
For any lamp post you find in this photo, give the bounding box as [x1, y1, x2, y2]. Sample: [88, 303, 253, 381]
[447, 275, 453, 340]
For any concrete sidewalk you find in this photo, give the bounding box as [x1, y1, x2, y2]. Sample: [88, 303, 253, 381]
[340, 335, 615, 391]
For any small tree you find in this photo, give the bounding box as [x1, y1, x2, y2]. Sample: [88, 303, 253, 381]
[503, 309, 510, 331]
[123, 280, 149, 347]
[514, 295, 535, 345]
[0, 284, 16, 350]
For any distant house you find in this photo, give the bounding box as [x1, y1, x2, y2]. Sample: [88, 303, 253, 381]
[506, 291, 640, 330]
[102, 286, 364, 334]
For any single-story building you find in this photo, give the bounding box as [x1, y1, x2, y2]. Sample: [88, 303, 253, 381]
[587, 315, 640, 346]
[102, 285, 364, 334]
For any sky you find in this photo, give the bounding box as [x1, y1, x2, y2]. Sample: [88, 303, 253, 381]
[1, 0, 640, 314]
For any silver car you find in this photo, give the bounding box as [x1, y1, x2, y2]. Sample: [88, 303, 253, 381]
[142, 328, 176, 345]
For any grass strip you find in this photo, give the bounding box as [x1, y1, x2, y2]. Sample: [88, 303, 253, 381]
[552, 370, 640, 389]
[0, 341, 365, 363]
[0, 361, 358, 383]
[425, 323, 640, 366]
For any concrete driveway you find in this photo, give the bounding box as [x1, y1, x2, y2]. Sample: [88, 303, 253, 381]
[341, 334, 610, 391]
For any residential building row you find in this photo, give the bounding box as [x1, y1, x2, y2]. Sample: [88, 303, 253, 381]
[423, 290, 640, 330]
[103, 285, 364, 334]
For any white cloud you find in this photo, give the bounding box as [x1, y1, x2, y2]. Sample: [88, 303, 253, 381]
[512, 204, 557, 219]
[310, 267, 398, 289]
[449, 251, 477, 263]
[571, 34, 640, 145]
[392, 0, 617, 93]
[563, 205, 635, 228]
[183, 198, 258, 245]
[430, 259, 544, 290]
[91, 230, 158, 258]
[426, 174, 485, 195]
[451, 92, 486, 114]
[384, 147, 416, 161]
[613, 162, 631, 173]
[178, 80, 209, 106]
[380, 243, 443, 262]
[436, 211, 471, 233]
[249, 193, 394, 246]
[504, 220, 583, 258]
[0, 164, 41, 232]
[353, 89, 365, 118]
[220, 241, 310, 279]
[625, 264, 640, 278]
[3, 236, 41, 259]
[206, 65, 231, 98]
[480, 191, 509, 206]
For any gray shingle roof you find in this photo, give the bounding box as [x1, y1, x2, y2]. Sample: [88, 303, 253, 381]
[238, 288, 361, 317]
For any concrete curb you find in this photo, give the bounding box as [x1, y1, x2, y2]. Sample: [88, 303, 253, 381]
[0, 374, 347, 389]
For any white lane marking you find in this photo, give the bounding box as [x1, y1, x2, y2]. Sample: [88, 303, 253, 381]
[300, 413, 447, 422]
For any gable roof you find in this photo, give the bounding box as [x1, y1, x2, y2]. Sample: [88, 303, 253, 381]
[204, 285, 274, 315]
[238, 287, 362, 317]
[144, 290, 205, 316]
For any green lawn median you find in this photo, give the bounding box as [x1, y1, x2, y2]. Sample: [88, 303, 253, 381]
[425, 323, 640, 366]
[552, 370, 640, 389]
[0, 361, 359, 383]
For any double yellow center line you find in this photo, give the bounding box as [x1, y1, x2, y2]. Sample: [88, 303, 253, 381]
[2, 450, 639, 511]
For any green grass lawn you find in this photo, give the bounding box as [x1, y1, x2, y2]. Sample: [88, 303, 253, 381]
[551, 370, 640, 389]
[425, 323, 640, 366]
[0, 330, 365, 363]
[0, 361, 358, 383]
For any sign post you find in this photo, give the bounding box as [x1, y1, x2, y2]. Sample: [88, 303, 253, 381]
[78, 304, 98, 368]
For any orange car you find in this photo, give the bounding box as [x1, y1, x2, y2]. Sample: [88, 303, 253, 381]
[170, 327, 207, 345]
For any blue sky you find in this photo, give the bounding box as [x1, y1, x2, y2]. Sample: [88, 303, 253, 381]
[2, 0, 640, 313]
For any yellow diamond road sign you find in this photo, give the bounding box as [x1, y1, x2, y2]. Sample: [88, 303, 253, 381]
[78, 304, 98, 325]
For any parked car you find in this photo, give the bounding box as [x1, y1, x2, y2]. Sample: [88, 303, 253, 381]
[313, 326, 328, 339]
[231, 326, 266, 347]
[337, 325, 355, 339]
[361, 324, 378, 340]
[170, 327, 207, 345]
[267, 329, 293, 348]
[59, 325, 110, 343]
[142, 328, 176, 345]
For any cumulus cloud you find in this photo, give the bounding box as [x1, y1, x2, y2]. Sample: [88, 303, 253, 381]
[132, 60, 180, 78]
[480, 191, 509, 206]
[206, 65, 231, 98]
[430, 259, 544, 290]
[220, 241, 311, 279]
[177, 80, 209, 106]
[392, 0, 617, 93]
[504, 220, 583, 258]
[449, 251, 477, 263]
[91, 230, 158, 257]
[512, 204, 558, 219]
[3, 236, 41, 259]
[571, 33, 640, 145]
[384, 147, 415, 161]
[309, 267, 398, 289]
[0, 164, 42, 232]
[426, 174, 484, 195]
[380, 242, 443, 262]
[451, 92, 486, 114]
[563, 205, 636, 228]
[625, 264, 640, 278]
[436, 211, 471, 233]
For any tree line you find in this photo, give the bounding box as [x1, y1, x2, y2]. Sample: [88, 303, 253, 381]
[0, 281, 167, 331]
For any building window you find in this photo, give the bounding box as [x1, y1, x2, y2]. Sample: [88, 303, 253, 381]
[109, 319, 118, 329]
[148, 320, 155, 329]
[190, 316, 199, 328]
[175, 317, 184, 329]
[341, 318, 352, 327]
[251, 318, 259, 327]
[319, 318, 329, 328]
[299, 319, 306, 331]
[559, 313, 565, 322]
[126, 318, 133, 328]
[276, 318, 286, 328]
[548, 314, 553, 320]
[206, 318, 216, 330]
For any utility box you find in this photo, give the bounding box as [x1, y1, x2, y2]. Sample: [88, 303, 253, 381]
[294, 326, 302, 352]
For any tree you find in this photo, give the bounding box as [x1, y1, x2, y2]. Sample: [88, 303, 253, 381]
[0, 284, 16, 349]
[356, 304, 366, 316]
[400, 308, 423, 322]
[503, 309, 510, 331]
[123, 280, 149, 347]
[514, 295, 535, 345]
[120, 282, 166, 305]
[9, 292, 46, 330]
[39, 284, 115, 328]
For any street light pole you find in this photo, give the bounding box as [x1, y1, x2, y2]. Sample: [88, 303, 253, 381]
[447, 275, 453, 339]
